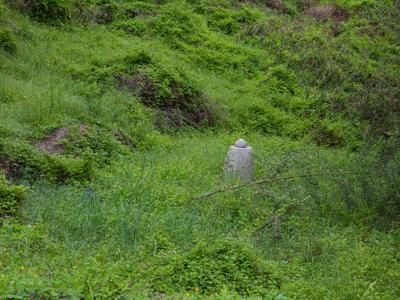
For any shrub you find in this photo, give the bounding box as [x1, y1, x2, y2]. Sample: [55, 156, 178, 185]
[115, 67, 218, 129]
[206, 5, 261, 35]
[242, 102, 307, 136]
[112, 19, 148, 36]
[152, 2, 205, 44]
[74, 51, 220, 129]
[254, 141, 400, 227]
[0, 28, 17, 54]
[7, 0, 72, 24]
[311, 122, 346, 147]
[61, 124, 129, 166]
[148, 238, 280, 296]
[0, 139, 93, 183]
[0, 171, 27, 218]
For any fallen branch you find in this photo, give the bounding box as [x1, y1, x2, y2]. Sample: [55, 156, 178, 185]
[192, 171, 384, 200]
[253, 196, 311, 236]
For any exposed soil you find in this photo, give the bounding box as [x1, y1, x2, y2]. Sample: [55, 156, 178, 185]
[78, 124, 89, 134]
[0, 155, 20, 180]
[115, 131, 135, 149]
[114, 73, 157, 106]
[35, 127, 69, 154]
[265, 0, 289, 14]
[296, 0, 315, 11]
[114, 73, 215, 128]
[305, 5, 349, 22]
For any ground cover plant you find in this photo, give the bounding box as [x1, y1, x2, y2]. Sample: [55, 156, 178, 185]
[0, 0, 399, 298]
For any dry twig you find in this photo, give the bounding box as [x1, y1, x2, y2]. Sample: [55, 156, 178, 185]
[192, 171, 383, 200]
[253, 196, 311, 236]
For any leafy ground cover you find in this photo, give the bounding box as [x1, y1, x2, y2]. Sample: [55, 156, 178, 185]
[0, 0, 399, 298]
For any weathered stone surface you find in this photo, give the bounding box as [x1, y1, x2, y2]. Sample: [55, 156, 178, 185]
[235, 138, 247, 148]
[224, 139, 254, 182]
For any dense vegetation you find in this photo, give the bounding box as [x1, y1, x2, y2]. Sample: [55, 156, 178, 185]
[0, 0, 399, 298]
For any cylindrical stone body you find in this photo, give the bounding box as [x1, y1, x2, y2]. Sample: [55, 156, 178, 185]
[224, 144, 254, 182]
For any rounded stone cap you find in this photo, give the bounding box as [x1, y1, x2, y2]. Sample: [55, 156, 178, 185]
[235, 138, 248, 148]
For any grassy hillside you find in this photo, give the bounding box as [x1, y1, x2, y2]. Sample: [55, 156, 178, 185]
[0, 0, 399, 298]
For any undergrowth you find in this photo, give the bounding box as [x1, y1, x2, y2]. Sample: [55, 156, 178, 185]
[147, 238, 281, 296]
[0, 0, 399, 298]
[0, 171, 26, 218]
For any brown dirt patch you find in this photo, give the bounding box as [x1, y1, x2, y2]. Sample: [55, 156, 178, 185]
[115, 131, 135, 149]
[305, 5, 349, 22]
[79, 124, 89, 134]
[0, 155, 20, 180]
[114, 73, 215, 128]
[265, 0, 289, 14]
[35, 127, 69, 154]
[390, 97, 400, 113]
[114, 73, 157, 106]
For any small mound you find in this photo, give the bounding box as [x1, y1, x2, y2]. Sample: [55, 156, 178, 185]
[148, 239, 280, 296]
[305, 5, 349, 22]
[114, 71, 216, 129]
[0, 171, 26, 218]
[114, 73, 157, 105]
[61, 124, 126, 166]
[0, 138, 92, 183]
[1, 124, 121, 183]
[35, 127, 69, 154]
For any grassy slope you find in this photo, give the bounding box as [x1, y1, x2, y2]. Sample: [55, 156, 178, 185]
[0, 0, 399, 298]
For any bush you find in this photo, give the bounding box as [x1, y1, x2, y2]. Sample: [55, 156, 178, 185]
[0, 139, 93, 183]
[62, 124, 130, 166]
[148, 238, 281, 296]
[0, 171, 27, 218]
[254, 140, 400, 227]
[112, 19, 148, 36]
[152, 2, 206, 44]
[206, 5, 261, 35]
[115, 67, 218, 129]
[7, 0, 72, 23]
[73, 51, 220, 129]
[0, 29, 17, 54]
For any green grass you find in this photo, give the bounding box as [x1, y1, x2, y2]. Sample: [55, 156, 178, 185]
[0, 0, 399, 298]
[1, 133, 398, 298]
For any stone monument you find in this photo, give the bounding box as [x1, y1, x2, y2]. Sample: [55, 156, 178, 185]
[224, 138, 254, 182]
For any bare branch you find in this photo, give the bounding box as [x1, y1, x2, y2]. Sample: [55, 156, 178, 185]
[192, 172, 384, 200]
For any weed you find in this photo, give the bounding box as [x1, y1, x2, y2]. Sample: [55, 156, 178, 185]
[7, 0, 72, 24]
[147, 238, 281, 296]
[0, 29, 16, 54]
[0, 171, 27, 218]
[0, 138, 93, 183]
